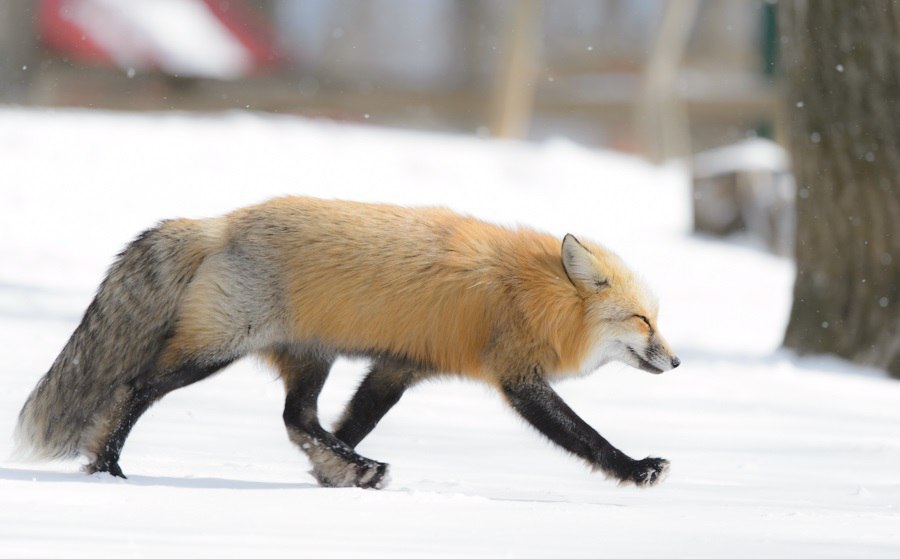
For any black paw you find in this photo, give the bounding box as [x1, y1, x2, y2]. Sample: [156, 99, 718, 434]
[84, 459, 128, 479]
[620, 456, 669, 487]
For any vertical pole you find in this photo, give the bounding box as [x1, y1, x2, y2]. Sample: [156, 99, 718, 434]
[0, 0, 37, 103]
[490, 0, 541, 140]
[635, 0, 700, 162]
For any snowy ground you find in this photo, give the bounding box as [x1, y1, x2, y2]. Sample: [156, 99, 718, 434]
[1, 109, 898, 558]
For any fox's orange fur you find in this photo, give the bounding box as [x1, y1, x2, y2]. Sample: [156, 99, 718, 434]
[165, 197, 669, 382]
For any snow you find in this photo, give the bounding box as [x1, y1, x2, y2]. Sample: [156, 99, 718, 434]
[1, 108, 898, 558]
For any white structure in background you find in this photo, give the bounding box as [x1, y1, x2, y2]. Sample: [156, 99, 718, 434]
[692, 138, 795, 256]
[63, 0, 253, 79]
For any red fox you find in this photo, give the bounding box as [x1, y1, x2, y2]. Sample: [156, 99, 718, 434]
[16, 196, 679, 488]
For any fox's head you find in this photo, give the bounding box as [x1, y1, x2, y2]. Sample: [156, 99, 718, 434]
[562, 234, 680, 375]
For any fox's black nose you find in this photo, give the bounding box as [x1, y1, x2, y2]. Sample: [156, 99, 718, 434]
[671, 356, 681, 369]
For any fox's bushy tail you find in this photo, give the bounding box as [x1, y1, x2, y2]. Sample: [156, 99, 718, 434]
[15, 219, 216, 462]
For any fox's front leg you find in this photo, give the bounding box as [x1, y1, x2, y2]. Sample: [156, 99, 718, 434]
[500, 370, 669, 487]
[334, 357, 430, 448]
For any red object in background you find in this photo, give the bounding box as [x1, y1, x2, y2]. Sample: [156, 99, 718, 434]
[37, 0, 283, 78]
[199, 0, 282, 66]
[38, 0, 113, 65]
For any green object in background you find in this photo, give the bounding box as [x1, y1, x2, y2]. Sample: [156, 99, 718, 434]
[756, 2, 778, 139]
[762, 2, 778, 79]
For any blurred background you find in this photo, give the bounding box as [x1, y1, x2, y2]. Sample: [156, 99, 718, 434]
[0, 0, 791, 254]
[1, 0, 777, 147]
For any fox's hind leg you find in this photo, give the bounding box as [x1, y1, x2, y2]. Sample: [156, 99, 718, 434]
[334, 357, 429, 448]
[84, 356, 235, 478]
[268, 346, 389, 489]
[83, 383, 154, 478]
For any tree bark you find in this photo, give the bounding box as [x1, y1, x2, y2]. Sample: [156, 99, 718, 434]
[780, 1, 900, 377]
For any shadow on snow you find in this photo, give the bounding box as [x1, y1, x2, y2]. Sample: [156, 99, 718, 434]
[0, 466, 317, 490]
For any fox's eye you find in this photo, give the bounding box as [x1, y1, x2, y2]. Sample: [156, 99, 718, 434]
[634, 315, 651, 328]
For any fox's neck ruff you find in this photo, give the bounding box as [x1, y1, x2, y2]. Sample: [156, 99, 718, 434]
[507, 238, 596, 375]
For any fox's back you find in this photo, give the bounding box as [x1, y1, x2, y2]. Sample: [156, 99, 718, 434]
[226, 197, 514, 374]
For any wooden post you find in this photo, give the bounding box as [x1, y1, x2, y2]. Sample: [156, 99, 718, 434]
[490, 0, 541, 140]
[635, 0, 700, 162]
[0, 0, 37, 103]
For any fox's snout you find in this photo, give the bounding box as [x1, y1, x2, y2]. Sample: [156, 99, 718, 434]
[644, 353, 680, 374]
[653, 344, 681, 373]
[648, 331, 680, 373]
[627, 338, 680, 374]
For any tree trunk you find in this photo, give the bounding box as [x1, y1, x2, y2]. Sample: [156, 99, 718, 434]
[780, 1, 900, 377]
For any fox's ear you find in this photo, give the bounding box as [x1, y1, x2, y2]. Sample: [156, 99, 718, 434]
[562, 234, 609, 292]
